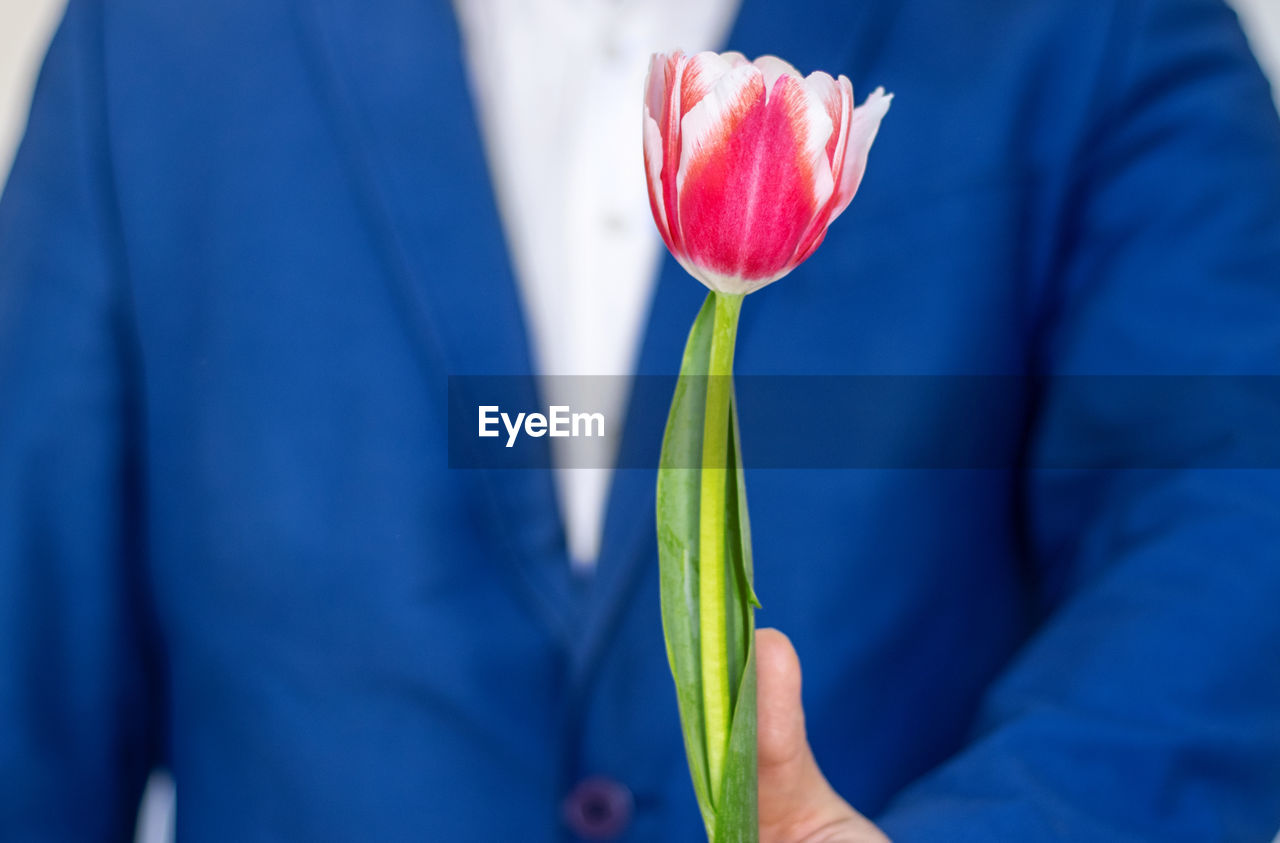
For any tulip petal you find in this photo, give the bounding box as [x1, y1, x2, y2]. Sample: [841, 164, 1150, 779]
[674, 62, 764, 207]
[791, 73, 837, 213]
[677, 66, 836, 289]
[752, 55, 803, 98]
[680, 51, 740, 119]
[661, 52, 691, 255]
[645, 53, 671, 132]
[803, 71, 850, 166]
[791, 84, 891, 266]
[644, 55, 676, 250]
[789, 73, 852, 264]
[833, 87, 892, 217]
[644, 111, 674, 251]
[642, 50, 891, 295]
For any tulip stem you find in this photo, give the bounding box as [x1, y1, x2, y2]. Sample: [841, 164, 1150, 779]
[700, 291, 742, 803]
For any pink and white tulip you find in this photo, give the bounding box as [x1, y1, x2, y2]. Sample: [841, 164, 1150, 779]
[643, 50, 891, 296]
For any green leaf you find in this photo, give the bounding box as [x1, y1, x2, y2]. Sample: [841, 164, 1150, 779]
[715, 396, 759, 843]
[715, 638, 758, 843]
[722, 399, 759, 722]
[730, 400, 760, 610]
[657, 294, 717, 837]
[658, 292, 759, 842]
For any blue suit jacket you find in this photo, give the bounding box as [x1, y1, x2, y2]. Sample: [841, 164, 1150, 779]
[2, 0, 1280, 840]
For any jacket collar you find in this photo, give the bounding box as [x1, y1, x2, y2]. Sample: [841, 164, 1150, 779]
[298, 0, 582, 644]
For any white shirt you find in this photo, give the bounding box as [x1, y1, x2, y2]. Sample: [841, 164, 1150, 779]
[453, 0, 740, 568]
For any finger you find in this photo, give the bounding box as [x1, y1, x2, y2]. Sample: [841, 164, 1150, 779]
[757, 628, 887, 842]
[757, 628, 841, 833]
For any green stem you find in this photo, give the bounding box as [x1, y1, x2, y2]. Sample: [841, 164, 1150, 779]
[699, 291, 742, 802]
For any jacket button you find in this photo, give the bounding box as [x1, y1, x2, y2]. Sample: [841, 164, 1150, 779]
[561, 776, 633, 839]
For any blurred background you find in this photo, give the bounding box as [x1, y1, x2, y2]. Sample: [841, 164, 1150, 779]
[0, 1, 1277, 841]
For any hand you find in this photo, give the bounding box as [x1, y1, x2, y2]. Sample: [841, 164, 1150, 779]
[757, 629, 891, 843]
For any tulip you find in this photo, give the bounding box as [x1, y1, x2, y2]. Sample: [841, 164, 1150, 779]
[649, 50, 891, 843]
[643, 50, 891, 296]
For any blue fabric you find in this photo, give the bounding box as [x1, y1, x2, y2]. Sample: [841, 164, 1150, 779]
[2, 0, 1279, 839]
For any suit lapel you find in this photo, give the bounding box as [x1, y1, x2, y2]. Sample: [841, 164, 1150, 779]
[296, 0, 580, 643]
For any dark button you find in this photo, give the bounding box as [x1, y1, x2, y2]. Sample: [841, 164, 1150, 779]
[561, 776, 633, 840]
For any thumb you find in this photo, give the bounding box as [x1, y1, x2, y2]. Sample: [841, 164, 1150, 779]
[756, 628, 888, 843]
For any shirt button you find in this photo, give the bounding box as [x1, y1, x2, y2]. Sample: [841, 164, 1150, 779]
[561, 776, 634, 840]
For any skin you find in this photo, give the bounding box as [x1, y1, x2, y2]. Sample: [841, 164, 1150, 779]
[757, 629, 891, 843]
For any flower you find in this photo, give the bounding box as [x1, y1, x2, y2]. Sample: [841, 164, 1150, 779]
[643, 50, 891, 296]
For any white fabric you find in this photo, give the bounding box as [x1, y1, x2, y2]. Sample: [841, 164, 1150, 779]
[454, 0, 740, 569]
